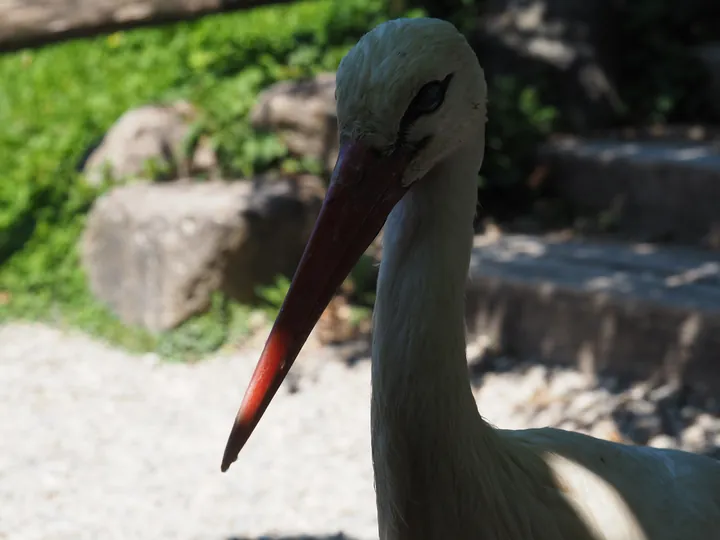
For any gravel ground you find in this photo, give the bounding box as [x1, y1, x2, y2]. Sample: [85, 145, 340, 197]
[1, 323, 719, 540]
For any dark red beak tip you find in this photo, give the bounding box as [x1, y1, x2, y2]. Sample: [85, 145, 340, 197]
[220, 444, 235, 473]
[220, 438, 234, 471]
[221, 416, 252, 472]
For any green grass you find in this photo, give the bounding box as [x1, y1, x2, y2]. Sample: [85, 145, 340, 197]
[0, 0, 398, 359]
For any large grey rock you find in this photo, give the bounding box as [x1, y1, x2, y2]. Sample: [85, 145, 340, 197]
[472, 0, 622, 131]
[81, 176, 325, 331]
[250, 73, 338, 172]
[83, 101, 217, 186]
[539, 136, 720, 248]
[465, 233, 720, 395]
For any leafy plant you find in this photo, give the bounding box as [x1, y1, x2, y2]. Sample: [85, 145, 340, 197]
[255, 275, 292, 320]
[155, 295, 253, 362]
[481, 77, 557, 191]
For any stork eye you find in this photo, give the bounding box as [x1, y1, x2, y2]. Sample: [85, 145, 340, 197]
[412, 82, 445, 114]
[408, 73, 454, 116]
[396, 72, 454, 146]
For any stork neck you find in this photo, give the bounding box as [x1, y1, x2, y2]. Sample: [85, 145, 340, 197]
[370, 142, 499, 537]
[367, 145, 574, 537]
[372, 142, 481, 411]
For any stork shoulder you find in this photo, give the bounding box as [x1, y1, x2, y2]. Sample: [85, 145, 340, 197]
[499, 427, 720, 539]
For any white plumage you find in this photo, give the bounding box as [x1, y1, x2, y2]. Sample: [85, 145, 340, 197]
[222, 17, 720, 540]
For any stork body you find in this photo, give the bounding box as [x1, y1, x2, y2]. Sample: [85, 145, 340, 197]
[370, 122, 720, 540]
[221, 17, 720, 540]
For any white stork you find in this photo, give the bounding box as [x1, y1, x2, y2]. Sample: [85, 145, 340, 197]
[221, 17, 720, 540]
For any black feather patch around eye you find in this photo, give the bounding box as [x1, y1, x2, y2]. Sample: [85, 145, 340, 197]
[396, 72, 454, 145]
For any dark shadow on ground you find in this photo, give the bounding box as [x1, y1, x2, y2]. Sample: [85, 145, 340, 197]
[226, 534, 357, 540]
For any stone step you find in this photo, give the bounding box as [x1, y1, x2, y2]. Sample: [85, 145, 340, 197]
[465, 233, 720, 393]
[539, 136, 720, 248]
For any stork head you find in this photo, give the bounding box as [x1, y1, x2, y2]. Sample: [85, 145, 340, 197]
[221, 18, 486, 472]
[336, 17, 487, 185]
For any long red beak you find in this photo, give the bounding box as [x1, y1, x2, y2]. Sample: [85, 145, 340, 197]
[221, 141, 411, 472]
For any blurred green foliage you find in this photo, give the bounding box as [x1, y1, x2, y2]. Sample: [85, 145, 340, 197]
[255, 275, 292, 320]
[0, 0, 399, 358]
[616, 0, 716, 124]
[482, 77, 557, 189]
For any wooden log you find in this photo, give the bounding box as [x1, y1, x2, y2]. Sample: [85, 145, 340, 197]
[0, 0, 296, 52]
